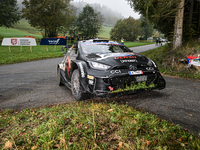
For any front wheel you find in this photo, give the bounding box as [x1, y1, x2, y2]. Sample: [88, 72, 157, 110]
[71, 69, 84, 100]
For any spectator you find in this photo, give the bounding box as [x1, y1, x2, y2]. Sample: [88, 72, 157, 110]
[121, 37, 124, 45]
[155, 38, 158, 46]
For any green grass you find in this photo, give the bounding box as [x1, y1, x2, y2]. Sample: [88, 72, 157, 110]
[0, 101, 199, 149]
[125, 41, 155, 47]
[98, 26, 113, 39]
[0, 45, 63, 65]
[12, 19, 42, 36]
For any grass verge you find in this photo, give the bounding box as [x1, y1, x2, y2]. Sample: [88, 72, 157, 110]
[0, 101, 199, 149]
[141, 42, 200, 79]
[0, 45, 63, 65]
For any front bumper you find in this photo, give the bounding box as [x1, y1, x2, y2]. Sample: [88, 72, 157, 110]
[84, 71, 166, 97]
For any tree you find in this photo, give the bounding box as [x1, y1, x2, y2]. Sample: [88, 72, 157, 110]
[173, 0, 185, 48]
[110, 17, 142, 41]
[126, 0, 183, 48]
[22, 0, 76, 37]
[0, 0, 20, 28]
[140, 16, 154, 40]
[77, 4, 104, 38]
[126, 0, 200, 48]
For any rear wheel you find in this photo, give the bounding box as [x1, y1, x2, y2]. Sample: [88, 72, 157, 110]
[71, 69, 84, 100]
[57, 66, 63, 86]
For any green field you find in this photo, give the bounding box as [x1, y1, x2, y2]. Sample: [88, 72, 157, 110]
[0, 19, 112, 39]
[0, 20, 42, 38]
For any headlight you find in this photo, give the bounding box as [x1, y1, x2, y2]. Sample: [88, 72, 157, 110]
[88, 61, 111, 70]
[147, 58, 157, 68]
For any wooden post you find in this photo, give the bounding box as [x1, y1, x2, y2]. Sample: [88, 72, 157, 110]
[21, 46, 22, 51]
[30, 46, 32, 52]
[46, 45, 48, 51]
[9, 46, 11, 52]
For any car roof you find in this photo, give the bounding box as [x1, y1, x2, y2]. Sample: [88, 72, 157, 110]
[79, 39, 122, 46]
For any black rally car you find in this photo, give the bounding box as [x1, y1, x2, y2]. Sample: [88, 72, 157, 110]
[57, 39, 166, 100]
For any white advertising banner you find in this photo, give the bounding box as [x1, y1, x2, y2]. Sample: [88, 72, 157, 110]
[1, 38, 37, 46]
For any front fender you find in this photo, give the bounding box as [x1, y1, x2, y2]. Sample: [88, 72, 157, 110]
[72, 60, 90, 94]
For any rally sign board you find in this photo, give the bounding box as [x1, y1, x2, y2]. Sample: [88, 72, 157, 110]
[40, 38, 66, 45]
[1, 38, 37, 46]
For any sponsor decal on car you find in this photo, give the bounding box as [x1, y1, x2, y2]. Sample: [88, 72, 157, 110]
[120, 59, 138, 63]
[128, 70, 143, 75]
[79, 62, 85, 78]
[87, 75, 94, 80]
[110, 70, 121, 74]
[146, 67, 154, 71]
[88, 80, 94, 85]
[65, 56, 71, 78]
[114, 55, 137, 60]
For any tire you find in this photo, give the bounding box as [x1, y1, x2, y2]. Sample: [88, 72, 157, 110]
[57, 66, 63, 86]
[71, 69, 84, 100]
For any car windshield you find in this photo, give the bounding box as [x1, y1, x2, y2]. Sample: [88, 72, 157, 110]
[81, 43, 130, 54]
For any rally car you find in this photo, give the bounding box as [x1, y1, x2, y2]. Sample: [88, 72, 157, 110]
[57, 39, 166, 100]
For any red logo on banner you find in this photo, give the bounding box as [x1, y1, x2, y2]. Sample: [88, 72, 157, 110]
[11, 39, 17, 45]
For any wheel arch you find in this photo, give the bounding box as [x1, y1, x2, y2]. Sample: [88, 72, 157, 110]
[71, 60, 89, 92]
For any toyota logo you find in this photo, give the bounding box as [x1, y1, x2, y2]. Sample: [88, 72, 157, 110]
[129, 65, 137, 71]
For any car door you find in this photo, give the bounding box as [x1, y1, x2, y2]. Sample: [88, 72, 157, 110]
[65, 42, 78, 80]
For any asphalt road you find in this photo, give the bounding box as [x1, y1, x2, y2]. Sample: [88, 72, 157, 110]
[0, 44, 199, 136]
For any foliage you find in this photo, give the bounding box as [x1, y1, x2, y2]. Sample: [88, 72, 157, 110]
[126, 0, 200, 43]
[0, 102, 199, 149]
[21, 0, 76, 37]
[110, 17, 142, 41]
[77, 4, 104, 38]
[141, 42, 200, 79]
[0, 0, 21, 28]
[140, 16, 154, 40]
[126, 0, 180, 41]
[111, 82, 155, 93]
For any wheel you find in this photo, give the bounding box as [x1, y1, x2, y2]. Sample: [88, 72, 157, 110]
[57, 66, 63, 86]
[71, 69, 84, 100]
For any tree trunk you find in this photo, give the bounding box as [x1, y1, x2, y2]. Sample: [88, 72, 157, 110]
[173, 0, 185, 49]
[189, 0, 194, 27]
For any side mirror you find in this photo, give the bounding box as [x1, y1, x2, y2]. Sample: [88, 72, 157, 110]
[61, 45, 72, 54]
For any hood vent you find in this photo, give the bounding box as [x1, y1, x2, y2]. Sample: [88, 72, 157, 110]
[86, 53, 101, 59]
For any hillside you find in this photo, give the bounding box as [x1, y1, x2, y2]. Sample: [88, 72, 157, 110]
[0, 19, 111, 39]
[17, 0, 123, 26]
